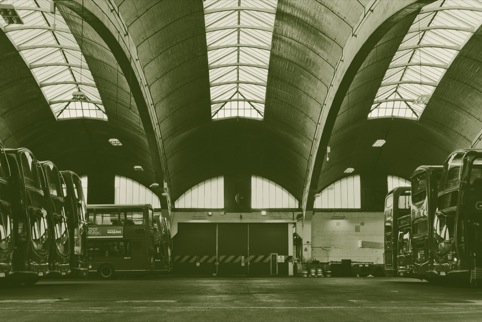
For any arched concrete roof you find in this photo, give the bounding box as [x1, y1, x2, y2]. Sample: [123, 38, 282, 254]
[10, 0, 482, 213]
[318, 2, 482, 196]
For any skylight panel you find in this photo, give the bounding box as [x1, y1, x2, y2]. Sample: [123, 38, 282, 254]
[0, 0, 107, 121]
[204, 0, 277, 120]
[369, 0, 482, 120]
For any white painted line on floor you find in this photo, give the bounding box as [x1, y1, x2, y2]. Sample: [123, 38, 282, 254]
[0, 306, 481, 313]
[0, 299, 66, 303]
[116, 300, 178, 303]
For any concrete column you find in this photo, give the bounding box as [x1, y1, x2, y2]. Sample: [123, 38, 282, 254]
[288, 223, 293, 276]
[224, 174, 251, 212]
[87, 172, 115, 204]
[301, 211, 313, 264]
[361, 172, 388, 211]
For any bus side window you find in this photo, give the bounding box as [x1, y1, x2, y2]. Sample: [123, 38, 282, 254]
[126, 211, 144, 225]
[95, 212, 119, 225]
[86, 212, 94, 225]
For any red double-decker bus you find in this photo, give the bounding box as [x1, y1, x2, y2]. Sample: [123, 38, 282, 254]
[0, 143, 89, 285]
[410, 165, 442, 280]
[434, 149, 482, 286]
[86, 204, 165, 279]
[5, 148, 50, 282]
[0, 141, 13, 279]
[384, 186, 411, 277]
[39, 161, 70, 276]
[61, 170, 88, 276]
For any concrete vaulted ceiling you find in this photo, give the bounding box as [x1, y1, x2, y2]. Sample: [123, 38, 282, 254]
[319, 2, 482, 193]
[0, 1, 156, 189]
[5, 0, 482, 211]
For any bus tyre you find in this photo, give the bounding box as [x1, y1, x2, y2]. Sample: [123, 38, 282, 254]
[98, 265, 114, 279]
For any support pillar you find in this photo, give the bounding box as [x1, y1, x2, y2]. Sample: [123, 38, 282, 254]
[361, 172, 388, 211]
[224, 174, 251, 212]
[87, 172, 115, 204]
[301, 211, 313, 267]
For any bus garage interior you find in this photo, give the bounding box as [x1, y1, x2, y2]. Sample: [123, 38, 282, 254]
[1, 0, 482, 317]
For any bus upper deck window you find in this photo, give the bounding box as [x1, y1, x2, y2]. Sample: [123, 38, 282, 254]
[398, 195, 410, 210]
[96, 212, 119, 225]
[126, 211, 144, 225]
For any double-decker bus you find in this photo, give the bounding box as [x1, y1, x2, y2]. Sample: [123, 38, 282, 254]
[0, 141, 13, 278]
[61, 170, 88, 276]
[86, 204, 163, 279]
[384, 186, 411, 276]
[5, 148, 50, 281]
[410, 165, 442, 279]
[435, 149, 482, 285]
[39, 161, 70, 275]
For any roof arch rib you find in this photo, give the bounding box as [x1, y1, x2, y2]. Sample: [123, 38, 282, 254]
[304, 0, 431, 212]
[55, 0, 168, 206]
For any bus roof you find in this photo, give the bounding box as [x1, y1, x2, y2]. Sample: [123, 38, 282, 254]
[386, 186, 410, 197]
[410, 165, 443, 179]
[87, 204, 154, 210]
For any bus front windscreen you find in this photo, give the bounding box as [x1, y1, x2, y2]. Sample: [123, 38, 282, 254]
[398, 192, 411, 210]
[411, 173, 427, 204]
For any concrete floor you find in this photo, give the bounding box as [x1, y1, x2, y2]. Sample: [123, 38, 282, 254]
[1, 276, 482, 321]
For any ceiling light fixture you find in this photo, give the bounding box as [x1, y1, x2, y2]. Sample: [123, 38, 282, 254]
[72, 90, 87, 101]
[0, 4, 23, 25]
[149, 183, 159, 188]
[134, 165, 144, 172]
[344, 168, 355, 174]
[108, 138, 122, 146]
[372, 139, 386, 147]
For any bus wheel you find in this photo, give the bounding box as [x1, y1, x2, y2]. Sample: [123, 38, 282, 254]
[98, 265, 114, 279]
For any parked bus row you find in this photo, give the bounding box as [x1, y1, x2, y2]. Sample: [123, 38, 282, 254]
[0, 141, 88, 285]
[85, 204, 172, 279]
[384, 149, 482, 286]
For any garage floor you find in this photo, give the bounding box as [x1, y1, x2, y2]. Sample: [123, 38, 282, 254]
[0, 276, 481, 321]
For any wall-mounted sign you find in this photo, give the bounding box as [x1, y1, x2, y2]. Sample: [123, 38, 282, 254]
[87, 226, 123, 238]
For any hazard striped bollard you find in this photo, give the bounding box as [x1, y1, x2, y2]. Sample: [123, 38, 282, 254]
[310, 268, 316, 277]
